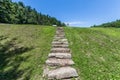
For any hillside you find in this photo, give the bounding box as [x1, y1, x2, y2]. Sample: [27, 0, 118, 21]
[91, 20, 120, 28]
[0, 0, 65, 26]
[0, 24, 120, 80]
[65, 27, 120, 80]
[0, 24, 56, 80]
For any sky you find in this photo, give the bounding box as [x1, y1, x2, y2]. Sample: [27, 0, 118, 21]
[12, 0, 120, 27]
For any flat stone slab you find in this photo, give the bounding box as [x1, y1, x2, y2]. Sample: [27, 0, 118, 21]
[56, 32, 64, 34]
[52, 41, 68, 43]
[60, 39, 68, 42]
[47, 67, 78, 79]
[54, 37, 65, 39]
[53, 39, 68, 42]
[48, 53, 71, 59]
[46, 58, 74, 66]
[55, 35, 65, 37]
[56, 33, 65, 35]
[52, 44, 69, 48]
[52, 42, 68, 45]
[51, 48, 70, 53]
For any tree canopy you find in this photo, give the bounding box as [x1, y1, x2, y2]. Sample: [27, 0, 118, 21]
[0, 0, 65, 26]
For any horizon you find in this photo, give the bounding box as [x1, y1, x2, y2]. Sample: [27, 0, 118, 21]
[12, 0, 120, 27]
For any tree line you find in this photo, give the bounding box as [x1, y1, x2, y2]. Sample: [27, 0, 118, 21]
[91, 20, 120, 28]
[0, 0, 65, 26]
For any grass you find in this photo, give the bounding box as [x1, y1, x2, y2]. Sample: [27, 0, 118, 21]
[0, 24, 56, 80]
[64, 27, 120, 80]
[1, 24, 120, 80]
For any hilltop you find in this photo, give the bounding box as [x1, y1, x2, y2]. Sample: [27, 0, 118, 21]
[92, 20, 120, 28]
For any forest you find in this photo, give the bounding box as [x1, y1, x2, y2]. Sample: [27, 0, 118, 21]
[0, 0, 65, 26]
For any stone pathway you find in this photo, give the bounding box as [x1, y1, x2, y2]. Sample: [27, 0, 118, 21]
[43, 27, 78, 80]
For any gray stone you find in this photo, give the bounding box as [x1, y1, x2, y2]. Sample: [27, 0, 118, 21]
[48, 53, 71, 59]
[52, 41, 68, 45]
[56, 32, 64, 34]
[55, 35, 65, 37]
[52, 41, 68, 44]
[52, 44, 69, 48]
[51, 48, 70, 53]
[56, 33, 65, 35]
[60, 39, 68, 42]
[46, 58, 74, 66]
[54, 37, 65, 39]
[47, 67, 78, 79]
[53, 39, 68, 42]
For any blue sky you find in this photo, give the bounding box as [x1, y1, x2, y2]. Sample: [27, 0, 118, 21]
[12, 0, 120, 27]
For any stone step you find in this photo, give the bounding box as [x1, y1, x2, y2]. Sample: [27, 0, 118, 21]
[52, 41, 68, 44]
[55, 36, 65, 38]
[57, 29, 64, 31]
[56, 30, 64, 34]
[55, 33, 65, 35]
[48, 53, 71, 59]
[56, 28, 64, 30]
[47, 67, 78, 79]
[52, 40, 68, 43]
[52, 42, 68, 45]
[56, 32, 64, 34]
[52, 44, 69, 48]
[57, 28, 64, 30]
[54, 37, 65, 39]
[56, 33, 65, 35]
[55, 35, 65, 37]
[54, 38, 66, 40]
[53, 39, 68, 42]
[55, 34, 65, 36]
[46, 58, 74, 66]
[51, 48, 70, 53]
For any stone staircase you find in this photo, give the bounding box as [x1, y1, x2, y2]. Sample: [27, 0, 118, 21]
[43, 27, 78, 80]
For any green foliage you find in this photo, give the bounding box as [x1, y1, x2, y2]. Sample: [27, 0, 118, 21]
[0, 0, 65, 26]
[65, 27, 120, 80]
[91, 20, 120, 28]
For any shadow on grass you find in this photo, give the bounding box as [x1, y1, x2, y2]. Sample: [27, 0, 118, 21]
[0, 35, 34, 80]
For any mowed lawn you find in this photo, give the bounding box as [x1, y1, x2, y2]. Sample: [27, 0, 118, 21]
[65, 27, 120, 80]
[0, 24, 56, 80]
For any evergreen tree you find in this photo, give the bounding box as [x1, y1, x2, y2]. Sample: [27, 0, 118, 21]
[0, 0, 66, 26]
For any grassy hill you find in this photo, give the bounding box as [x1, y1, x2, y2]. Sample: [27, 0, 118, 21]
[0, 24, 56, 80]
[65, 27, 120, 80]
[0, 24, 120, 80]
[92, 20, 120, 28]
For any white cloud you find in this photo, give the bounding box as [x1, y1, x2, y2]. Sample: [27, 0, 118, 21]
[65, 21, 84, 25]
[65, 21, 86, 26]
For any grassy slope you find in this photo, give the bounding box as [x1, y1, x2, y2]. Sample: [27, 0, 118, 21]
[65, 27, 120, 80]
[0, 24, 56, 80]
[1, 24, 120, 80]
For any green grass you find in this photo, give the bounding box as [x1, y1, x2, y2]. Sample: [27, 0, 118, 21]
[1, 24, 120, 80]
[0, 24, 56, 80]
[64, 27, 120, 80]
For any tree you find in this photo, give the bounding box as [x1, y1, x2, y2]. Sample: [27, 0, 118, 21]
[0, 0, 66, 26]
